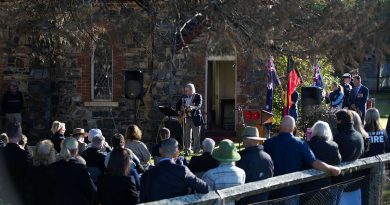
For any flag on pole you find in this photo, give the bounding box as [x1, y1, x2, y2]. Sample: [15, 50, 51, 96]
[313, 64, 324, 88]
[283, 57, 301, 116]
[265, 57, 281, 112]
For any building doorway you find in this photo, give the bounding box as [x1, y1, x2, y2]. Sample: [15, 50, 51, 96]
[206, 58, 236, 132]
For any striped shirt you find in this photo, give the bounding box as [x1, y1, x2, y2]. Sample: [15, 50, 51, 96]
[202, 163, 246, 191]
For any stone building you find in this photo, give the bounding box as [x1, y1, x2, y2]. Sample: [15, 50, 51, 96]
[0, 2, 268, 145]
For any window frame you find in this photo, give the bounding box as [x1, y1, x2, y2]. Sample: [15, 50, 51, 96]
[90, 43, 114, 102]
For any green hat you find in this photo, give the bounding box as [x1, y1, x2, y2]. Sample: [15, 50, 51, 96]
[212, 139, 241, 163]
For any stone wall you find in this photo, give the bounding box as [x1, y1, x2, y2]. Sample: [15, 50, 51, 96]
[0, 3, 269, 145]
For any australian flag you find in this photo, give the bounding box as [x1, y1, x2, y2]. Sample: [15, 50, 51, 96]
[265, 57, 281, 112]
[313, 65, 324, 88]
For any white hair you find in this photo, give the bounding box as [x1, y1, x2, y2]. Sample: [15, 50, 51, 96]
[202, 138, 215, 153]
[185, 83, 196, 93]
[311, 121, 333, 141]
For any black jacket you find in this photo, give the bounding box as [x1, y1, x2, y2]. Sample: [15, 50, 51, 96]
[236, 145, 274, 204]
[333, 123, 364, 192]
[176, 93, 204, 127]
[1, 90, 23, 113]
[140, 159, 208, 203]
[302, 137, 341, 195]
[0, 143, 32, 204]
[308, 137, 341, 165]
[81, 147, 106, 174]
[341, 82, 352, 108]
[97, 174, 138, 205]
[334, 123, 364, 162]
[48, 159, 96, 205]
[51, 133, 65, 153]
[188, 152, 219, 174]
[25, 165, 52, 205]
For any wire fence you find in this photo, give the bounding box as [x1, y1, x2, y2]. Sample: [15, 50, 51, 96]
[383, 169, 390, 205]
[252, 176, 368, 205]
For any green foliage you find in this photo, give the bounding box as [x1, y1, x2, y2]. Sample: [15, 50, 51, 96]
[271, 56, 339, 129]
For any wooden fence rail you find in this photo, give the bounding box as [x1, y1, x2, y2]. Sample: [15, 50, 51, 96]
[141, 153, 390, 205]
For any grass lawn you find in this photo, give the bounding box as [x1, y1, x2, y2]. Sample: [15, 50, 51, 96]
[371, 92, 390, 118]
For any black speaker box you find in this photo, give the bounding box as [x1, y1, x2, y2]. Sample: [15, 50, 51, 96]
[301, 86, 323, 107]
[125, 70, 143, 99]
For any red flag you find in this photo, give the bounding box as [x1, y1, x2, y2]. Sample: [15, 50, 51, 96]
[283, 67, 301, 116]
[287, 68, 300, 107]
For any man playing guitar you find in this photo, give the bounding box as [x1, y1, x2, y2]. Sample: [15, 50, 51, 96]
[176, 83, 203, 156]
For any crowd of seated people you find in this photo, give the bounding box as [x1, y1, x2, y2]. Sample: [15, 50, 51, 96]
[0, 108, 388, 205]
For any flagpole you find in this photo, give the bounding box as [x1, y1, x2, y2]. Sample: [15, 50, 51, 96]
[286, 56, 291, 116]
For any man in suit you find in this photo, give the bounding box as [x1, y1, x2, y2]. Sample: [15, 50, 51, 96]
[0, 123, 32, 204]
[349, 75, 369, 121]
[176, 83, 203, 155]
[140, 138, 208, 203]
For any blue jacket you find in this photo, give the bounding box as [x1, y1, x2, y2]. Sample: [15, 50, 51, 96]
[328, 90, 344, 108]
[349, 84, 369, 118]
[176, 93, 204, 127]
[140, 159, 208, 203]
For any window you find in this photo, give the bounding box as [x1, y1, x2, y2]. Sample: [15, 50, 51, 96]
[91, 38, 113, 101]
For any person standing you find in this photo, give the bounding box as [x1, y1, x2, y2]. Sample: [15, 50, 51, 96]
[236, 126, 274, 204]
[176, 83, 204, 155]
[263, 116, 341, 203]
[301, 121, 341, 205]
[363, 108, 389, 157]
[0, 123, 32, 204]
[1, 80, 24, 124]
[333, 110, 364, 205]
[341, 73, 352, 108]
[289, 89, 299, 122]
[349, 75, 369, 121]
[326, 82, 344, 109]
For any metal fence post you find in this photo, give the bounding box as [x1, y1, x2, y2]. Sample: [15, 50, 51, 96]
[368, 157, 385, 205]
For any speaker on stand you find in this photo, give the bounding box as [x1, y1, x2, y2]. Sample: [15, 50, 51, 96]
[301, 86, 323, 114]
[124, 70, 144, 123]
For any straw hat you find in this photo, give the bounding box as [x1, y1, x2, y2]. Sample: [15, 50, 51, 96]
[72, 128, 87, 136]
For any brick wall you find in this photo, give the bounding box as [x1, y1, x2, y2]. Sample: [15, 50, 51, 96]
[76, 52, 92, 102]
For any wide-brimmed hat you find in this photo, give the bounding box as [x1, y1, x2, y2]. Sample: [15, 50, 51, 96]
[73, 128, 87, 136]
[242, 126, 265, 141]
[212, 139, 241, 163]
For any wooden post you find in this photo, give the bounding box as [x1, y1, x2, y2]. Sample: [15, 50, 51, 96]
[368, 157, 385, 205]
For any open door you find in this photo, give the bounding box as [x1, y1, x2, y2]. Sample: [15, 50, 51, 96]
[206, 60, 236, 130]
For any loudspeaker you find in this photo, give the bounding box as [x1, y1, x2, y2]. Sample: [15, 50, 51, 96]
[301, 86, 323, 107]
[125, 70, 143, 99]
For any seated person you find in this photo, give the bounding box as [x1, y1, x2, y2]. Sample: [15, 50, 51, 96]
[188, 138, 219, 177]
[152, 127, 188, 166]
